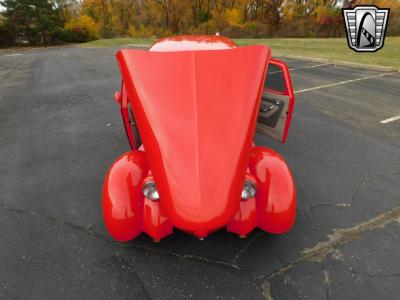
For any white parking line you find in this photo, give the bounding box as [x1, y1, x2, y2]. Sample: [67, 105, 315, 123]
[295, 71, 398, 94]
[4, 53, 22, 57]
[269, 63, 330, 74]
[380, 115, 400, 124]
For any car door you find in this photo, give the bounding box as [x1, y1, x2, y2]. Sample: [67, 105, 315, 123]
[256, 58, 295, 143]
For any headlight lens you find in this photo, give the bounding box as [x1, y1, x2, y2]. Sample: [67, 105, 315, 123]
[241, 181, 256, 200]
[142, 181, 160, 200]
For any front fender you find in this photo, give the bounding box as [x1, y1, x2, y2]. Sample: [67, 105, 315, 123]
[249, 146, 296, 233]
[102, 151, 149, 241]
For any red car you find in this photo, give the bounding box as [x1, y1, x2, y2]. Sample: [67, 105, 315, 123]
[103, 35, 296, 242]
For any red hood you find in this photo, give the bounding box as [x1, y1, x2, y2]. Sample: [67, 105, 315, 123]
[117, 46, 269, 234]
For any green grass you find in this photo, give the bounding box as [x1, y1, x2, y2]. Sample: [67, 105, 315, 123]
[235, 37, 400, 69]
[80, 37, 400, 69]
[81, 37, 156, 48]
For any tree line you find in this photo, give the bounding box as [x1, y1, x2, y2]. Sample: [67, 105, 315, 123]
[0, 0, 399, 47]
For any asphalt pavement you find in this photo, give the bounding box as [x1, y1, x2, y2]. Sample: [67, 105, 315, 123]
[0, 46, 399, 299]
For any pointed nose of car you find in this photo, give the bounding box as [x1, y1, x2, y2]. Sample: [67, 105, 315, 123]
[151, 137, 252, 235]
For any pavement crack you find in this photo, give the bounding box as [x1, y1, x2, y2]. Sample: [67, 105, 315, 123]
[348, 173, 370, 207]
[0, 201, 113, 242]
[302, 171, 399, 216]
[364, 186, 399, 200]
[322, 262, 331, 300]
[348, 268, 400, 279]
[231, 231, 263, 266]
[0, 201, 238, 270]
[258, 206, 400, 299]
[302, 206, 400, 263]
[300, 173, 371, 216]
[258, 257, 303, 299]
[259, 280, 273, 300]
[130, 244, 240, 270]
[300, 202, 351, 215]
[107, 254, 152, 299]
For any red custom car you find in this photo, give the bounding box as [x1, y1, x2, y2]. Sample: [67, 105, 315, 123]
[102, 35, 296, 242]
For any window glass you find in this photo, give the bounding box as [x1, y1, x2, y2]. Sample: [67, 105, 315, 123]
[264, 64, 287, 93]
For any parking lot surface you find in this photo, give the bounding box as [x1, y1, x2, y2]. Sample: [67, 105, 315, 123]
[0, 46, 399, 299]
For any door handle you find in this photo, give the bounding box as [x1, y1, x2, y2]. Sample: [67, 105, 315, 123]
[260, 103, 276, 112]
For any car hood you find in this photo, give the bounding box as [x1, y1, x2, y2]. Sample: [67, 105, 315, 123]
[117, 46, 269, 234]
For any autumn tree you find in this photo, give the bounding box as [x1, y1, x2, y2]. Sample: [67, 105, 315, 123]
[1, 0, 399, 46]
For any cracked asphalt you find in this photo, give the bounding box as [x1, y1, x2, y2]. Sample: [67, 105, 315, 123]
[0, 46, 399, 299]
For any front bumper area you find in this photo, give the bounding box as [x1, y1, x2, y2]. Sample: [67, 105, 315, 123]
[102, 147, 296, 241]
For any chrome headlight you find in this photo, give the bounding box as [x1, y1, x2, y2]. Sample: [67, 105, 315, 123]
[142, 181, 160, 201]
[241, 181, 256, 200]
